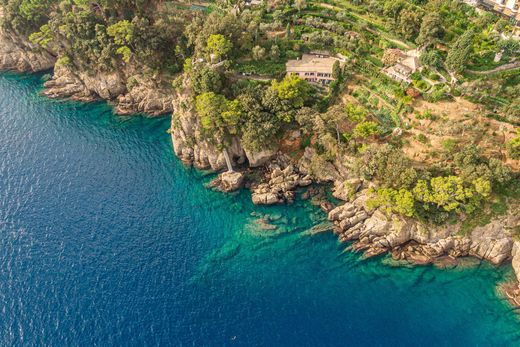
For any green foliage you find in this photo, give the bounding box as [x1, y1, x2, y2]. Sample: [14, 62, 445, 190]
[508, 129, 520, 159]
[420, 49, 443, 69]
[270, 44, 280, 61]
[195, 92, 241, 147]
[454, 145, 512, 186]
[206, 34, 232, 61]
[332, 60, 341, 80]
[445, 29, 475, 73]
[345, 103, 366, 123]
[441, 138, 457, 153]
[1, 0, 56, 33]
[412, 176, 489, 215]
[116, 46, 132, 63]
[353, 121, 380, 138]
[497, 39, 520, 57]
[107, 20, 134, 46]
[28, 23, 52, 47]
[367, 187, 415, 217]
[396, 8, 422, 41]
[55, 55, 71, 67]
[355, 144, 418, 189]
[238, 88, 285, 152]
[416, 11, 443, 48]
[270, 74, 311, 108]
[191, 66, 223, 94]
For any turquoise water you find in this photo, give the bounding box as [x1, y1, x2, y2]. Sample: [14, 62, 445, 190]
[1, 72, 520, 346]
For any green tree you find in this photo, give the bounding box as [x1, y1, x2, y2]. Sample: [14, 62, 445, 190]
[353, 121, 380, 139]
[345, 103, 366, 123]
[270, 44, 280, 61]
[332, 60, 341, 80]
[498, 39, 520, 57]
[367, 188, 415, 217]
[270, 74, 311, 108]
[412, 176, 482, 214]
[508, 129, 520, 159]
[28, 23, 53, 47]
[252, 45, 266, 61]
[397, 8, 422, 41]
[420, 49, 443, 69]
[416, 11, 444, 48]
[294, 0, 306, 12]
[107, 20, 134, 62]
[445, 29, 475, 73]
[107, 20, 134, 45]
[195, 92, 242, 171]
[206, 34, 232, 62]
[191, 66, 223, 94]
[355, 144, 418, 189]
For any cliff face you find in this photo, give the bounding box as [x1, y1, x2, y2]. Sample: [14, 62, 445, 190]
[0, 29, 55, 72]
[170, 89, 247, 171]
[328, 194, 517, 266]
[170, 84, 276, 171]
[43, 65, 174, 116]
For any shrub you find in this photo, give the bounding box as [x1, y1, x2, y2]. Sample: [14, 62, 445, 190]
[508, 129, 520, 159]
[367, 188, 415, 217]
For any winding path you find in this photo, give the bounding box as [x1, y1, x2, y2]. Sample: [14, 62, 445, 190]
[467, 62, 520, 75]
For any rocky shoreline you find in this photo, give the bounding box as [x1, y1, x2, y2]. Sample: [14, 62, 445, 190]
[0, 28, 55, 72]
[2, 31, 520, 311]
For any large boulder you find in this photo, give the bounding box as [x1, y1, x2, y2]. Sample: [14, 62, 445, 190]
[217, 171, 245, 192]
[252, 192, 280, 205]
[332, 179, 362, 201]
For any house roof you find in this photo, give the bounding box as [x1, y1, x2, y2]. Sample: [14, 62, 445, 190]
[400, 56, 420, 72]
[286, 54, 338, 74]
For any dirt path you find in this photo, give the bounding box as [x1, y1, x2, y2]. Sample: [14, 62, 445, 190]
[467, 62, 520, 75]
[232, 73, 273, 82]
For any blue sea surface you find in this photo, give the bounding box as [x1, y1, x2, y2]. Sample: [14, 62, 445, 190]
[1, 73, 520, 346]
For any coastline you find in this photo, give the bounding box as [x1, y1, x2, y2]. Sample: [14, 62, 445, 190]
[2, 29, 520, 312]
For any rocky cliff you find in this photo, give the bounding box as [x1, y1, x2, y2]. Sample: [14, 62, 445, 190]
[327, 191, 518, 266]
[0, 29, 55, 72]
[170, 82, 276, 171]
[43, 65, 174, 116]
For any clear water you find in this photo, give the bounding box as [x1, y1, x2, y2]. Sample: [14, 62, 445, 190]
[1, 72, 520, 346]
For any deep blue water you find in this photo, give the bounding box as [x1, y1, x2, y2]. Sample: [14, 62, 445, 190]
[1, 73, 520, 346]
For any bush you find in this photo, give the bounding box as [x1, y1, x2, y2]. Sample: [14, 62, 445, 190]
[441, 138, 458, 153]
[508, 129, 520, 159]
[367, 188, 415, 217]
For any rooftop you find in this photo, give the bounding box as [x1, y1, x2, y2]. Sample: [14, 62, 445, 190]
[286, 54, 338, 74]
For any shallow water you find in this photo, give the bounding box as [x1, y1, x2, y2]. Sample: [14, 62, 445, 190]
[1, 73, 519, 346]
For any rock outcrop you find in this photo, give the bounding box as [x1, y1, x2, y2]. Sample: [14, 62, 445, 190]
[328, 190, 516, 266]
[251, 165, 312, 205]
[298, 147, 342, 182]
[43, 65, 173, 116]
[171, 88, 246, 171]
[211, 171, 245, 192]
[115, 80, 174, 116]
[0, 29, 55, 72]
[244, 148, 277, 167]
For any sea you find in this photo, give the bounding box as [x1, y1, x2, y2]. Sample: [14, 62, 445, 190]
[1, 72, 520, 346]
